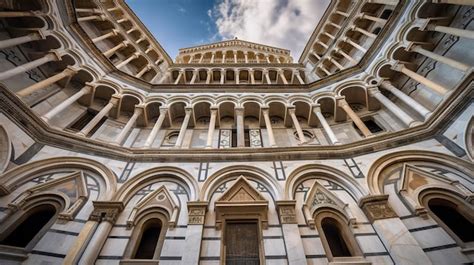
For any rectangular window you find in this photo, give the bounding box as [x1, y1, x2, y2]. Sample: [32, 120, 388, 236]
[224, 220, 260, 265]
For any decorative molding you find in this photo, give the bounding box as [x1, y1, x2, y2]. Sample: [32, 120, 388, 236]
[358, 194, 397, 223]
[276, 200, 297, 224]
[89, 201, 124, 223]
[126, 185, 179, 229]
[214, 176, 269, 229]
[187, 201, 208, 225]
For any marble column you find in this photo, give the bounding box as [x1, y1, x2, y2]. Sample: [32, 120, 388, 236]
[351, 25, 377, 38]
[78, 202, 124, 265]
[174, 70, 184, 85]
[220, 69, 225, 84]
[265, 55, 271, 63]
[262, 107, 277, 147]
[206, 107, 218, 148]
[312, 104, 340, 145]
[279, 70, 288, 84]
[359, 195, 432, 265]
[144, 107, 168, 148]
[408, 44, 470, 72]
[235, 107, 245, 147]
[249, 70, 255, 84]
[335, 48, 357, 64]
[17, 66, 77, 97]
[182, 202, 208, 265]
[115, 52, 139, 69]
[77, 14, 105, 22]
[244, 52, 249, 63]
[344, 37, 367, 53]
[92, 29, 119, 43]
[359, 13, 387, 23]
[210, 52, 215, 63]
[392, 63, 448, 94]
[368, 87, 418, 127]
[335, 10, 349, 17]
[233, 50, 237, 63]
[329, 58, 344, 70]
[235, 69, 240, 84]
[42, 84, 93, 121]
[425, 24, 474, 39]
[328, 22, 342, 29]
[135, 65, 151, 78]
[295, 71, 305, 84]
[264, 70, 272, 84]
[0, 51, 61, 81]
[190, 70, 198, 84]
[380, 81, 431, 119]
[114, 106, 143, 145]
[103, 41, 128, 57]
[205, 70, 212, 84]
[337, 97, 373, 137]
[175, 107, 192, 148]
[276, 201, 307, 264]
[0, 31, 44, 50]
[78, 95, 120, 137]
[288, 107, 306, 144]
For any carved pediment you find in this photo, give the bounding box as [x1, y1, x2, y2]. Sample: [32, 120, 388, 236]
[9, 171, 88, 221]
[399, 164, 473, 216]
[303, 181, 355, 228]
[214, 176, 268, 229]
[127, 185, 179, 229]
[217, 176, 267, 203]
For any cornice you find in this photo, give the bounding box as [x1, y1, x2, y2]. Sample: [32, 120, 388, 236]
[1, 73, 472, 163]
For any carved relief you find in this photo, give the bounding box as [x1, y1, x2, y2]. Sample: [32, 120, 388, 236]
[249, 129, 262, 147]
[89, 201, 124, 223]
[187, 202, 208, 225]
[359, 195, 397, 223]
[219, 129, 232, 148]
[277, 201, 297, 224]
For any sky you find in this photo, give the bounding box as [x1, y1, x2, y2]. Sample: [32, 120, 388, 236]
[126, 0, 330, 60]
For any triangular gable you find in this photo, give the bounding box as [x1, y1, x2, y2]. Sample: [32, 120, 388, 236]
[127, 185, 180, 228]
[9, 171, 88, 222]
[217, 176, 267, 203]
[214, 176, 269, 229]
[399, 163, 473, 216]
[303, 181, 355, 228]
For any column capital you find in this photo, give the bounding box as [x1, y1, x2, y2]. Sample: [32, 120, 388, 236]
[367, 86, 381, 96]
[335, 96, 348, 107]
[210, 106, 219, 111]
[276, 200, 297, 224]
[358, 194, 397, 223]
[184, 106, 193, 114]
[65, 65, 80, 75]
[390, 62, 405, 72]
[133, 105, 145, 115]
[234, 107, 244, 115]
[311, 103, 322, 112]
[187, 201, 208, 225]
[110, 94, 122, 105]
[158, 107, 168, 114]
[89, 201, 124, 223]
[286, 105, 296, 113]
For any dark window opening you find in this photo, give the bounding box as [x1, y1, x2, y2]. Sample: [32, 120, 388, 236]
[380, 9, 392, 19]
[354, 118, 383, 135]
[322, 218, 352, 257]
[0, 205, 56, 248]
[225, 220, 260, 265]
[133, 219, 162, 259]
[67, 109, 107, 136]
[428, 199, 474, 243]
[372, 27, 382, 34]
[231, 129, 251, 147]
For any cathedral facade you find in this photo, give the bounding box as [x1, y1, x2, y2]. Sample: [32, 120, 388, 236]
[0, 0, 473, 264]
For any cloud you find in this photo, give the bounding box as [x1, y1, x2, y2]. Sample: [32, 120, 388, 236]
[211, 0, 330, 59]
[178, 6, 186, 13]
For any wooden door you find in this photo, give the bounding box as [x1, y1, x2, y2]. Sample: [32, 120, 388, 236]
[225, 221, 260, 265]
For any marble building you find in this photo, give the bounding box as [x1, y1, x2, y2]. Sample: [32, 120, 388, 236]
[0, 0, 472, 264]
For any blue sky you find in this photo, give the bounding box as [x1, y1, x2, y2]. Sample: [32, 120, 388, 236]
[126, 0, 330, 60]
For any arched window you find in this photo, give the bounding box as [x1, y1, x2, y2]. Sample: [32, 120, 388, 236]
[315, 212, 362, 261]
[427, 198, 474, 243]
[321, 217, 352, 257]
[0, 204, 56, 248]
[133, 218, 162, 259]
